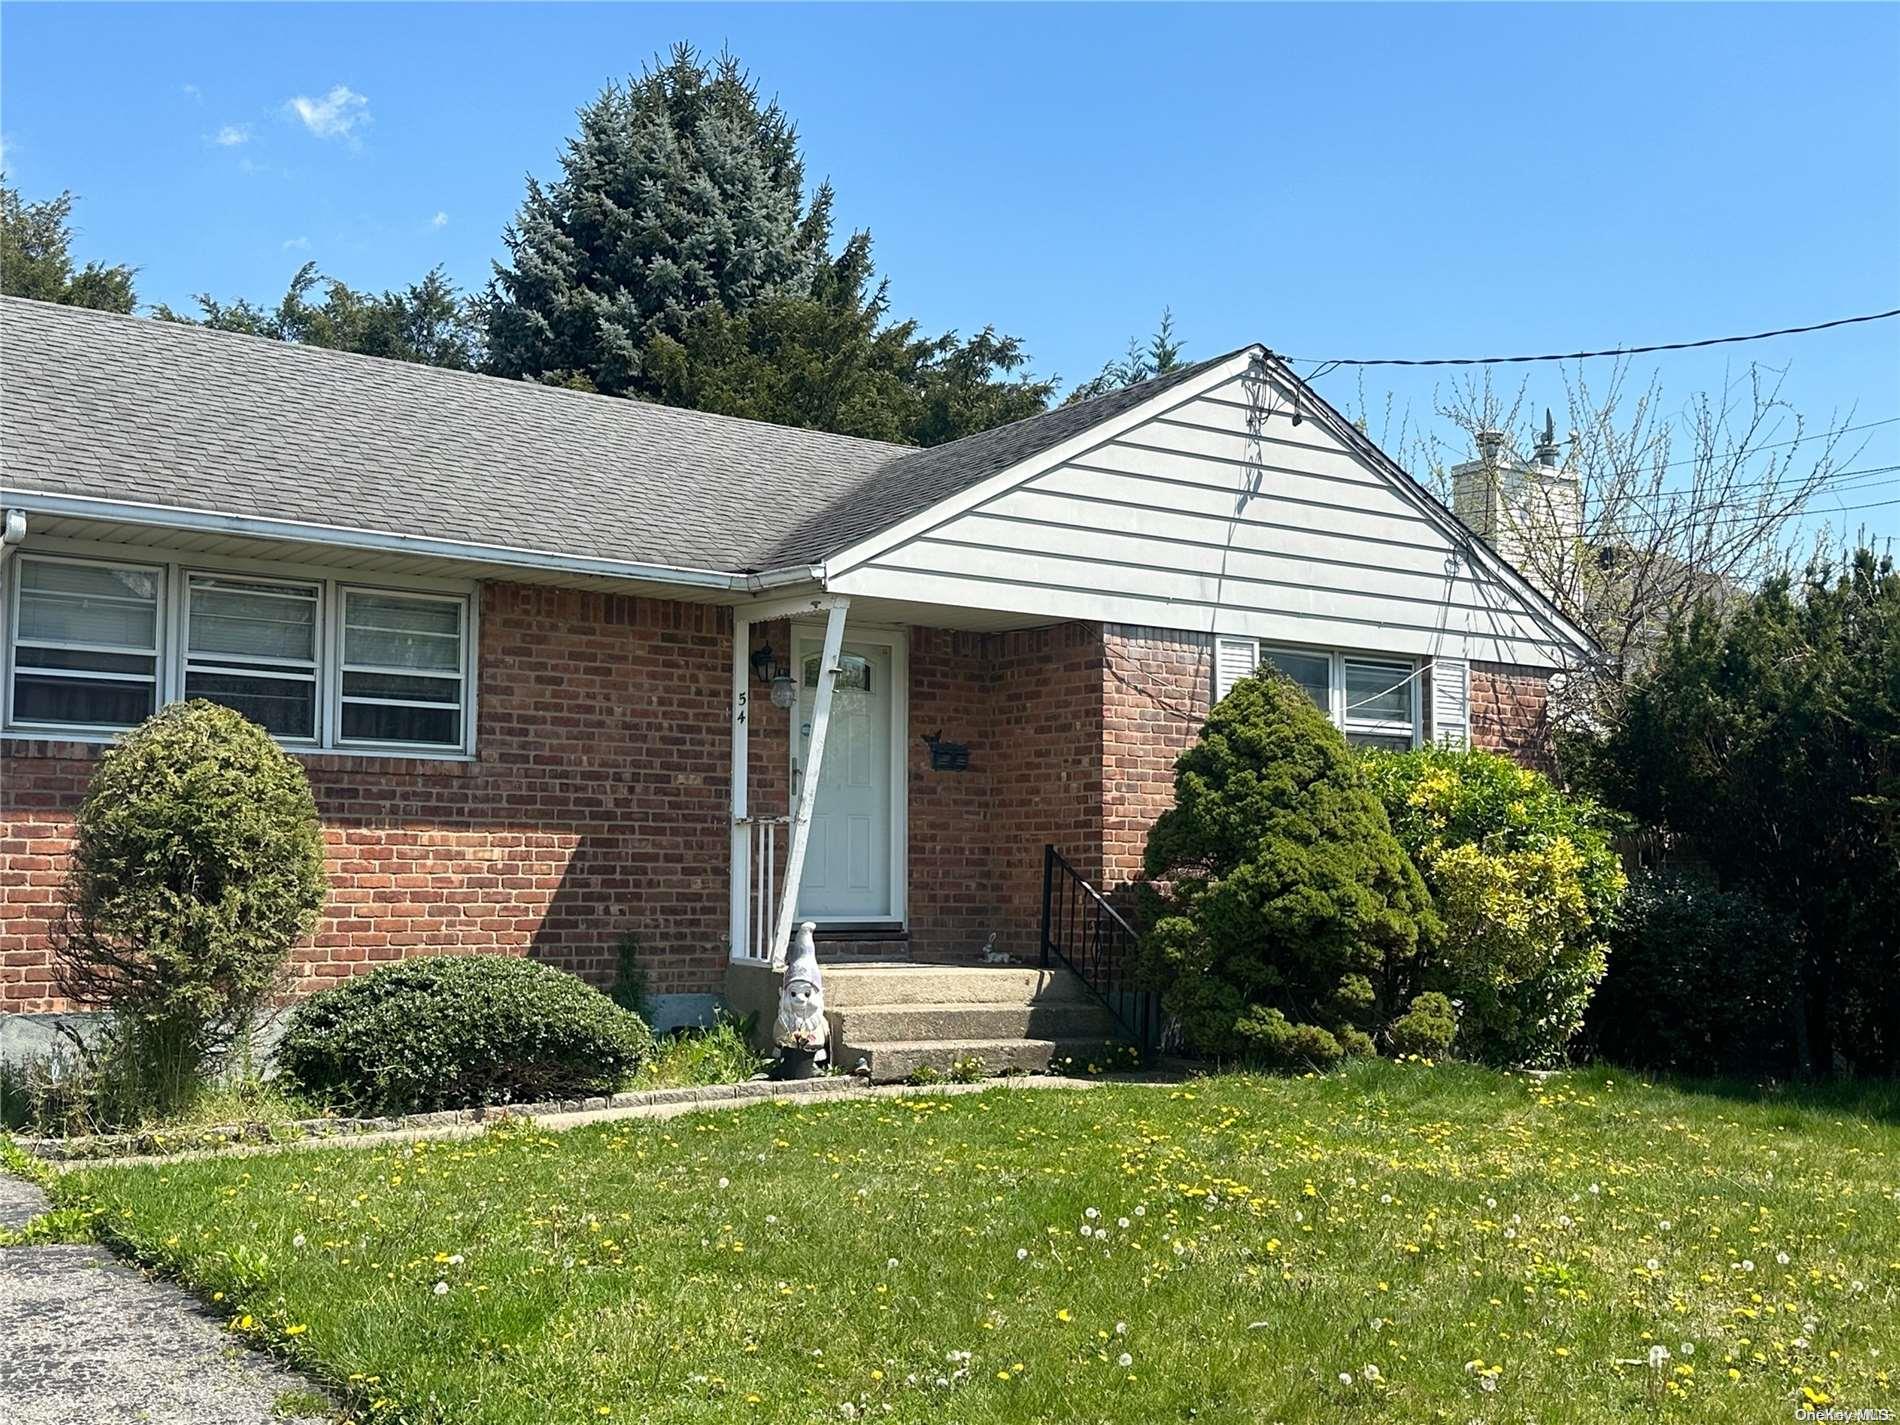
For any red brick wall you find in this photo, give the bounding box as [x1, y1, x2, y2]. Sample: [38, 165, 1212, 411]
[1469, 661, 1554, 767]
[1, 589, 1554, 1014]
[1101, 627, 1212, 887]
[903, 623, 1106, 960]
[2, 582, 737, 1014]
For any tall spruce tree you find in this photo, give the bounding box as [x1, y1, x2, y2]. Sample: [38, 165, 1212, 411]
[485, 45, 848, 395]
[483, 45, 1053, 442]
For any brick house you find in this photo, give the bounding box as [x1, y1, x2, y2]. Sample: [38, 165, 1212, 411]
[0, 298, 1588, 1063]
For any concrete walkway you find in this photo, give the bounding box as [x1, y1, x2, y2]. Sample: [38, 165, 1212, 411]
[1, 1170, 337, 1424]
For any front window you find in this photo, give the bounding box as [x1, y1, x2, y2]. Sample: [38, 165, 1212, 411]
[185, 575, 320, 739]
[9, 556, 161, 730]
[1343, 657, 1416, 748]
[1216, 638, 1421, 749]
[339, 590, 466, 748]
[5, 554, 472, 756]
[1263, 648, 1331, 713]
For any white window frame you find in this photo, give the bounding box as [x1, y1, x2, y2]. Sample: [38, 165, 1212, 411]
[1220, 638, 1423, 750]
[334, 585, 471, 753]
[5, 552, 166, 736]
[2, 542, 477, 760]
[183, 571, 324, 746]
[1340, 655, 1422, 749]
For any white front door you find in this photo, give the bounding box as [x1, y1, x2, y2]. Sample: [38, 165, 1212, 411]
[793, 634, 898, 922]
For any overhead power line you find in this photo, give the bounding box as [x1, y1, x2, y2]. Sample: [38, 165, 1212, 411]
[1289, 307, 1900, 373]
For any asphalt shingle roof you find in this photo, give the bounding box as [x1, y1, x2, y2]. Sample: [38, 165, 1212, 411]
[0, 297, 1240, 575]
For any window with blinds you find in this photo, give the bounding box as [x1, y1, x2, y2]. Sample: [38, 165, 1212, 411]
[339, 590, 466, 748]
[1342, 657, 1416, 749]
[5, 555, 472, 755]
[185, 575, 320, 739]
[9, 556, 161, 729]
[1211, 637, 1426, 749]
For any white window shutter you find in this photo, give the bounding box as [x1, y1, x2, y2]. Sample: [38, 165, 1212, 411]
[1214, 637, 1258, 702]
[1430, 657, 1469, 747]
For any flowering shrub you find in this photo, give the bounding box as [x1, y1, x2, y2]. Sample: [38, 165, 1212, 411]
[1140, 671, 1438, 1065]
[278, 955, 654, 1113]
[1362, 747, 1626, 1067]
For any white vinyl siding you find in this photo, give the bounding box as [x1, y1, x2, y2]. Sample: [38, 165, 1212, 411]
[829, 367, 1578, 669]
[8, 555, 162, 730]
[3, 550, 474, 757]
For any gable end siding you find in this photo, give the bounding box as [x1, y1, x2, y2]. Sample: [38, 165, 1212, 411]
[828, 371, 1578, 669]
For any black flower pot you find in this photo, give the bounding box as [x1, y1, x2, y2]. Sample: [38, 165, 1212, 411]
[772, 1045, 819, 1081]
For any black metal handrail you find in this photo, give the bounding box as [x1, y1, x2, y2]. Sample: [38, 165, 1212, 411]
[1040, 845, 1160, 1056]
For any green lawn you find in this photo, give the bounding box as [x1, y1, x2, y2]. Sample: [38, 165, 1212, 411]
[44, 1063, 1900, 1425]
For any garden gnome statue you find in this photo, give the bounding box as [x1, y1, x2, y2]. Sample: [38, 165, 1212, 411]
[772, 921, 828, 1079]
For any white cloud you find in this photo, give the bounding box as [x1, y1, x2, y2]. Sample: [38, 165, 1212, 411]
[431, 210, 448, 229]
[181, 83, 202, 103]
[285, 85, 370, 142]
[282, 236, 310, 251]
[211, 124, 250, 147]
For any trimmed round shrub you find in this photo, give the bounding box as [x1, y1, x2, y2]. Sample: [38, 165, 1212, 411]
[1388, 992, 1458, 1058]
[277, 955, 656, 1113]
[1140, 670, 1439, 1065]
[55, 700, 326, 1116]
[1585, 869, 1802, 1078]
[1362, 746, 1626, 1067]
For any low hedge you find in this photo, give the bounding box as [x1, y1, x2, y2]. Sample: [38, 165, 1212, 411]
[276, 955, 655, 1114]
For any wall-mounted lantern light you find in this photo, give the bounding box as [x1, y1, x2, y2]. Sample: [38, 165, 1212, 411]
[750, 641, 799, 709]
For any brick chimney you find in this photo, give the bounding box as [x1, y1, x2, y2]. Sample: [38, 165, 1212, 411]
[1451, 411, 1579, 599]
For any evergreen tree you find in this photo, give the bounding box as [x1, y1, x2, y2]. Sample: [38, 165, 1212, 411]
[1600, 548, 1900, 1075]
[485, 45, 847, 394]
[1, 177, 137, 312]
[645, 246, 1052, 445]
[1140, 671, 1439, 1064]
[1066, 308, 1185, 404]
[155, 262, 482, 370]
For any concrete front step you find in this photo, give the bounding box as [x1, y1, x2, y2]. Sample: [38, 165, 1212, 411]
[837, 1037, 1124, 1083]
[820, 963, 1095, 1008]
[830, 999, 1121, 1045]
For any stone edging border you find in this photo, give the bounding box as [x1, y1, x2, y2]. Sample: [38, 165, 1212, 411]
[16, 1070, 1184, 1167]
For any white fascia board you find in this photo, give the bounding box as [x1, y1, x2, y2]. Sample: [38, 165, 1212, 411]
[733, 589, 849, 624]
[820, 349, 1263, 581]
[1, 488, 761, 591]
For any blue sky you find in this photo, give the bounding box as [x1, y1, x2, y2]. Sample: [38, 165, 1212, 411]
[5, 2, 1898, 542]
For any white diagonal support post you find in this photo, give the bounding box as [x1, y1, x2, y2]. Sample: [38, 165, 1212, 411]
[770, 598, 849, 967]
[729, 612, 752, 961]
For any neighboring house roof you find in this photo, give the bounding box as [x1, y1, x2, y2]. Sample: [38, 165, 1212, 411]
[0, 296, 1224, 575]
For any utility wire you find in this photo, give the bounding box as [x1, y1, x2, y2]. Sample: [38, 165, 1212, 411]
[1577, 461, 1900, 510]
[1288, 307, 1900, 373]
[1494, 413, 1900, 476]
